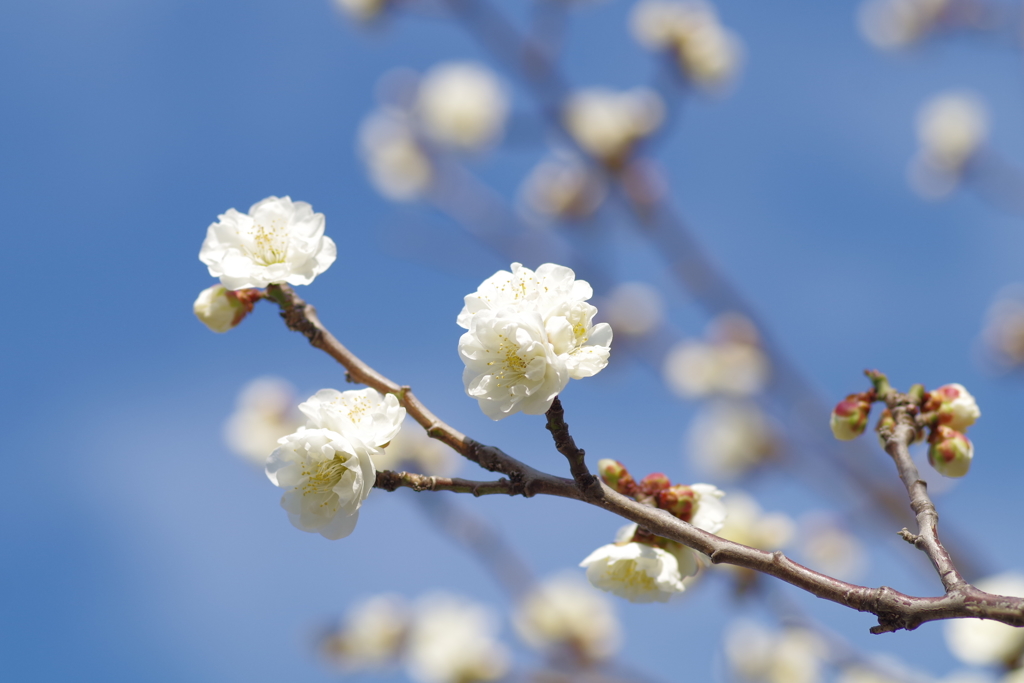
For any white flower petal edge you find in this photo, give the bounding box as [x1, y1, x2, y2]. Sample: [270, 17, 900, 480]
[457, 262, 592, 328]
[579, 542, 686, 603]
[299, 387, 406, 448]
[199, 195, 337, 290]
[690, 483, 727, 534]
[459, 308, 570, 420]
[266, 427, 379, 540]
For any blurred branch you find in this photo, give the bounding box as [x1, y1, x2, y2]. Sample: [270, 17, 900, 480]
[267, 285, 1024, 633]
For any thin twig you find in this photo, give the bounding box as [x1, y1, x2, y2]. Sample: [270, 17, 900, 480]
[544, 396, 601, 496]
[268, 286, 1024, 634]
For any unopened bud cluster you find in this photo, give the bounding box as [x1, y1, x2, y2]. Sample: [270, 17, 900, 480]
[829, 374, 980, 479]
[597, 459, 716, 526]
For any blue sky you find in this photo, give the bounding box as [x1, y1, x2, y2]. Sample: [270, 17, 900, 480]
[3, 0, 1024, 681]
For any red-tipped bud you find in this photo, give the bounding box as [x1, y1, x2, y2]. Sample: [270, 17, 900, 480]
[638, 472, 671, 496]
[193, 285, 261, 333]
[928, 425, 974, 478]
[830, 394, 872, 441]
[924, 384, 981, 433]
[598, 459, 637, 495]
[657, 484, 696, 522]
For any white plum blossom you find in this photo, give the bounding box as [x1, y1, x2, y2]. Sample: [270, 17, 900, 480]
[458, 262, 613, 381]
[322, 594, 410, 671]
[359, 108, 434, 201]
[563, 88, 664, 166]
[686, 401, 777, 479]
[631, 0, 742, 87]
[716, 491, 795, 552]
[459, 308, 570, 420]
[858, 0, 948, 50]
[945, 573, 1024, 667]
[266, 427, 379, 540]
[416, 62, 509, 150]
[663, 339, 769, 397]
[513, 573, 621, 662]
[579, 541, 688, 603]
[520, 153, 607, 221]
[406, 594, 510, 683]
[689, 483, 727, 533]
[601, 282, 665, 337]
[333, 0, 388, 21]
[199, 196, 337, 290]
[299, 387, 406, 448]
[799, 514, 866, 581]
[908, 92, 987, 198]
[724, 620, 827, 683]
[224, 377, 303, 466]
[193, 284, 256, 333]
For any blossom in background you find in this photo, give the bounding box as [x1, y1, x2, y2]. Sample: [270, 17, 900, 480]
[601, 281, 665, 338]
[406, 594, 510, 683]
[563, 87, 664, 167]
[686, 401, 777, 479]
[359, 107, 434, 201]
[322, 594, 410, 671]
[716, 491, 794, 552]
[333, 0, 388, 22]
[298, 387, 406, 448]
[858, 0, 948, 49]
[513, 573, 621, 663]
[372, 417, 461, 475]
[459, 308, 570, 419]
[945, 573, 1024, 668]
[631, 0, 742, 87]
[908, 92, 988, 198]
[519, 152, 607, 221]
[223, 377, 303, 466]
[724, 620, 827, 683]
[265, 427, 379, 540]
[416, 62, 509, 150]
[579, 541, 689, 603]
[663, 339, 769, 397]
[199, 196, 337, 290]
[981, 285, 1024, 369]
[799, 513, 866, 581]
[458, 263, 612, 419]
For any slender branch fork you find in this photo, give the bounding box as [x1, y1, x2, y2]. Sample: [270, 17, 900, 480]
[268, 284, 1024, 634]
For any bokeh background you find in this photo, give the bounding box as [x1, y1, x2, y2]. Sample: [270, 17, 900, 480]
[3, 0, 1024, 681]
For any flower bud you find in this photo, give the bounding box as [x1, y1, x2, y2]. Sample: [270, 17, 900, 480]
[598, 459, 636, 495]
[193, 285, 260, 333]
[926, 383, 981, 433]
[928, 425, 973, 478]
[875, 408, 896, 449]
[657, 484, 696, 522]
[830, 394, 872, 441]
[638, 472, 671, 496]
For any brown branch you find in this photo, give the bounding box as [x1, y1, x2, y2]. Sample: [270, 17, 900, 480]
[267, 286, 1024, 634]
[375, 469, 520, 497]
[544, 396, 602, 496]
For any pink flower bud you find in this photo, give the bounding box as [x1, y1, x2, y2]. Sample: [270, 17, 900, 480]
[830, 394, 872, 441]
[638, 472, 671, 496]
[597, 459, 636, 495]
[657, 484, 696, 522]
[928, 425, 973, 478]
[193, 285, 260, 333]
[925, 383, 981, 433]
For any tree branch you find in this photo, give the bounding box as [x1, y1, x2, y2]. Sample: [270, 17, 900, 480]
[268, 286, 1024, 634]
[545, 396, 602, 496]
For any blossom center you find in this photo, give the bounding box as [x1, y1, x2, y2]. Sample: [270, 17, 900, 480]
[606, 559, 657, 592]
[486, 333, 529, 387]
[300, 456, 349, 504]
[241, 220, 290, 266]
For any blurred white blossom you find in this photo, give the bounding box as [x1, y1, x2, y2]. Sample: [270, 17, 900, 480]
[266, 427, 380, 540]
[323, 594, 409, 671]
[520, 152, 607, 221]
[981, 285, 1024, 369]
[416, 62, 509, 150]
[223, 377, 303, 466]
[664, 339, 769, 398]
[909, 92, 987, 198]
[631, 0, 742, 87]
[199, 196, 337, 290]
[799, 514, 866, 581]
[563, 88, 664, 166]
[513, 572, 621, 663]
[716, 491, 795, 551]
[601, 282, 665, 337]
[359, 107, 434, 201]
[299, 387, 406, 448]
[372, 417, 461, 475]
[858, 0, 948, 49]
[725, 620, 827, 683]
[945, 573, 1024, 667]
[406, 594, 510, 683]
[686, 401, 777, 479]
[333, 0, 388, 21]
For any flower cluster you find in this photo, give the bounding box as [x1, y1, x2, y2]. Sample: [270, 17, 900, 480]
[579, 460, 726, 603]
[457, 263, 613, 420]
[829, 377, 980, 479]
[266, 388, 406, 539]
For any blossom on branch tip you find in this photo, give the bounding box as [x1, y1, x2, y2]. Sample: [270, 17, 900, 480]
[416, 62, 509, 150]
[459, 308, 569, 420]
[266, 427, 379, 540]
[193, 285, 260, 333]
[925, 383, 980, 433]
[928, 425, 973, 478]
[199, 196, 337, 290]
[579, 541, 688, 603]
[299, 387, 406, 448]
